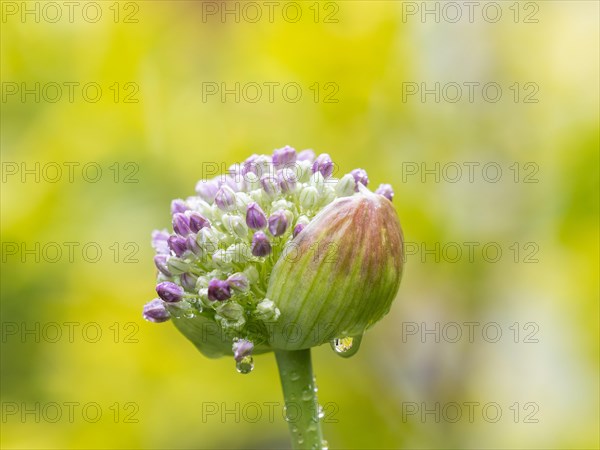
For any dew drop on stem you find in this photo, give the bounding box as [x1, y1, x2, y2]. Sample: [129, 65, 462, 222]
[330, 333, 363, 358]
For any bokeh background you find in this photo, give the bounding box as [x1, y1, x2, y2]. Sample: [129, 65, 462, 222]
[1, 1, 598, 448]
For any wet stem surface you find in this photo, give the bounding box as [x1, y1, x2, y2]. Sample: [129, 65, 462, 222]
[275, 349, 326, 450]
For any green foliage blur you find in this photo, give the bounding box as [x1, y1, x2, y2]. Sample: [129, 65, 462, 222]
[1, 1, 598, 449]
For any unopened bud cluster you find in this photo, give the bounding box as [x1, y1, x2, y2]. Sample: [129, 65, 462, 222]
[143, 146, 396, 362]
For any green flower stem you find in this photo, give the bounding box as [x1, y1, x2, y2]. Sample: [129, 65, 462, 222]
[275, 349, 324, 450]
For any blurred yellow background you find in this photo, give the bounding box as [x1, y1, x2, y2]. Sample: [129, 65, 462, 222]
[1, 1, 598, 448]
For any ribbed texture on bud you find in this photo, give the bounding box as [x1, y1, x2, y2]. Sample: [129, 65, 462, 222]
[227, 272, 250, 292]
[268, 210, 289, 237]
[277, 169, 298, 193]
[168, 235, 188, 257]
[260, 175, 280, 197]
[246, 202, 267, 229]
[251, 231, 272, 257]
[266, 189, 403, 350]
[272, 145, 297, 169]
[172, 213, 192, 236]
[143, 299, 171, 323]
[208, 279, 232, 301]
[312, 153, 334, 178]
[293, 223, 305, 238]
[171, 199, 188, 214]
[215, 186, 237, 211]
[156, 281, 184, 303]
[189, 212, 210, 233]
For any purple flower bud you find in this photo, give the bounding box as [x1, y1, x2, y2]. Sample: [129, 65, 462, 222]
[208, 278, 232, 301]
[241, 154, 259, 176]
[154, 254, 172, 277]
[172, 213, 192, 236]
[232, 339, 254, 362]
[189, 212, 210, 233]
[215, 186, 237, 211]
[351, 168, 369, 191]
[180, 272, 198, 292]
[277, 169, 298, 193]
[268, 210, 289, 237]
[251, 231, 272, 257]
[151, 230, 170, 254]
[375, 183, 394, 202]
[312, 153, 334, 178]
[260, 175, 280, 197]
[227, 272, 250, 292]
[171, 199, 188, 214]
[246, 202, 267, 229]
[143, 299, 170, 323]
[156, 281, 184, 303]
[168, 235, 188, 257]
[293, 223, 305, 238]
[297, 149, 316, 162]
[272, 145, 297, 169]
[195, 180, 219, 203]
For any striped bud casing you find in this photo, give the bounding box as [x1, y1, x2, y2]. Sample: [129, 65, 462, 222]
[266, 187, 404, 350]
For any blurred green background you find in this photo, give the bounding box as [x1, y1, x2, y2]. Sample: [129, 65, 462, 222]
[1, 1, 598, 448]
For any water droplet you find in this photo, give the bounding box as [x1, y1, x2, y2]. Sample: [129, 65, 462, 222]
[318, 404, 325, 419]
[321, 439, 329, 450]
[169, 305, 183, 319]
[170, 302, 198, 319]
[332, 336, 352, 352]
[302, 388, 312, 402]
[235, 355, 254, 374]
[189, 299, 203, 313]
[290, 371, 300, 381]
[284, 406, 291, 422]
[307, 423, 317, 432]
[297, 435, 304, 445]
[330, 333, 363, 358]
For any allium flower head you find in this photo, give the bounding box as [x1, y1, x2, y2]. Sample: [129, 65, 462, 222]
[145, 146, 403, 370]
